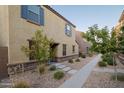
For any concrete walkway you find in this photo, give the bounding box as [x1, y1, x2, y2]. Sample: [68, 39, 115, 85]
[59, 54, 102, 88]
[53, 63, 78, 75]
[93, 68, 124, 73]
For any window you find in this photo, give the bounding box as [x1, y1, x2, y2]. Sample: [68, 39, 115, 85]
[72, 45, 75, 53]
[21, 5, 44, 25]
[65, 24, 72, 36]
[28, 6, 40, 23]
[63, 44, 66, 56]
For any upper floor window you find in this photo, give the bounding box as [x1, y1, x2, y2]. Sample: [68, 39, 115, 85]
[65, 24, 72, 37]
[21, 5, 44, 25]
[28, 6, 40, 23]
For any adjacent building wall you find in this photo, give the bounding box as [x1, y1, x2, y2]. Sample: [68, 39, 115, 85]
[114, 10, 124, 37]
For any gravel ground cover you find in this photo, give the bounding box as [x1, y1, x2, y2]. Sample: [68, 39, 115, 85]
[62, 55, 97, 70]
[1, 55, 97, 88]
[1, 67, 71, 88]
[83, 56, 124, 88]
[95, 57, 124, 70]
[83, 71, 124, 88]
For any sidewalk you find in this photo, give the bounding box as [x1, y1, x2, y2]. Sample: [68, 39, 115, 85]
[59, 54, 102, 88]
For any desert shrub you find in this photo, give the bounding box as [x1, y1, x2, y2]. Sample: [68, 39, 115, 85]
[37, 64, 45, 75]
[88, 52, 93, 57]
[49, 65, 56, 71]
[13, 81, 30, 88]
[54, 71, 64, 80]
[107, 60, 117, 66]
[98, 61, 107, 67]
[111, 73, 124, 81]
[102, 53, 117, 66]
[102, 53, 112, 61]
[68, 59, 74, 63]
[75, 58, 80, 62]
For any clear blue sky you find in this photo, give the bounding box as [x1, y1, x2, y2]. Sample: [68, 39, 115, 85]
[52, 5, 124, 32]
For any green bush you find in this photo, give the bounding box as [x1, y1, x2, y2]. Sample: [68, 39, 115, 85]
[88, 52, 93, 57]
[75, 58, 80, 62]
[107, 60, 117, 66]
[68, 59, 74, 63]
[102, 53, 108, 59]
[102, 53, 117, 66]
[37, 64, 45, 75]
[49, 65, 56, 71]
[98, 61, 107, 67]
[54, 71, 64, 80]
[102, 53, 112, 61]
[13, 81, 30, 88]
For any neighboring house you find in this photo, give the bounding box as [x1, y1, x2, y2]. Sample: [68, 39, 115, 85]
[114, 10, 124, 38]
[75, 31, 91, 55]
[114, 10, 124, 65]
[0, 5, 79, 78]
[114, 10, 124, 48]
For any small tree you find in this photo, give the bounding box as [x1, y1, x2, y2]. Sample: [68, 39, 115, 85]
[118, 26, 124, 54]
[110, 28, 118, 52]
[21, 30, 54, 64]
[84, 24, 111, 54]
[84, 25, 118, 67]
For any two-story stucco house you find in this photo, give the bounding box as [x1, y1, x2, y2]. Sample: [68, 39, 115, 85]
[0, 5, 79, 78]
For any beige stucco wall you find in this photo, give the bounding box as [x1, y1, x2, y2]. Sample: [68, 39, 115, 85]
[0, 6, 9, 47]
[8, 5, 43, 64]
[4, 5, 78, 64]
[43, 6, 78, 57]
[114, 12, 124, 37]
[114, 20, 124, 38]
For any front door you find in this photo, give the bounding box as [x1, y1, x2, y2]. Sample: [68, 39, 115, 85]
[50, 43, 59, 62]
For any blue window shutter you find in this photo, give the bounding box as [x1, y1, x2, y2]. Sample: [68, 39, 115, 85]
[21, 5, 28, 19]
[40, 7, 44, 25]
